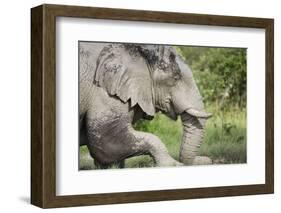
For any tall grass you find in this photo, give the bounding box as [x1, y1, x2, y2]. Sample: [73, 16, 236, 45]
[200, 106, 246, 164]
[79, 106, 246, 169]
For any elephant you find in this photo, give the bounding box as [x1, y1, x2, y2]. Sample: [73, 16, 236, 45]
[79, 42, 212, 169]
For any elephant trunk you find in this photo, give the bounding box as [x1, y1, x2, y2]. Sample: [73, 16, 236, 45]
[179, 113, 206, 165]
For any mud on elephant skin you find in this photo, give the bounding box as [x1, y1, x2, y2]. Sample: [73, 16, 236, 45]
[79, 42, 212, 169]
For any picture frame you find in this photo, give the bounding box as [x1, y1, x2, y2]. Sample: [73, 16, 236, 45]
[31, 4, 274, 208]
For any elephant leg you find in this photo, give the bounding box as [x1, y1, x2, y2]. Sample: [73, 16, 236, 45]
[85, 113, 141, 168]
[94, 159, 109, 169]
[131, 130, 182, 167]
[94, 159, 125, 169]
[117, 160, 125, 168]
[85, 104, 181, 168]
[79, 115, 89, 146]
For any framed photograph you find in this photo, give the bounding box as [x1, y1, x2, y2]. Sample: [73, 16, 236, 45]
[31, 4, 274, 208]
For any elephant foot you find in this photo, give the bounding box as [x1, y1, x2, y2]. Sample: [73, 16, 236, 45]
[94, 159, 125, 169]
[156, 157, 183, 167]
[192, 156, 212, 165]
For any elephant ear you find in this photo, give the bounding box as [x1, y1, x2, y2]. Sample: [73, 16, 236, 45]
[94, 45, 155, 116]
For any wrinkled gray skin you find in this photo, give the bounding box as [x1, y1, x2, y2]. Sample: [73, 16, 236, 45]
[79, 42, 212, 169]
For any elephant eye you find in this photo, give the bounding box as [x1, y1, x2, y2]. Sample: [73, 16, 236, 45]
[169, 52, 175, 61]
[173, 73, 181, 80]
[158, 60, 168, 70]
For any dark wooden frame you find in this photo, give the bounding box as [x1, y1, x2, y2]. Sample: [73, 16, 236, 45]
[31, 4, 274, 208]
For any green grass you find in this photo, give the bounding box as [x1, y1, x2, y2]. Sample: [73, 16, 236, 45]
[200, 107, 246, 164]
[79, 107, 246, 169]
[79, 146, 94, 170]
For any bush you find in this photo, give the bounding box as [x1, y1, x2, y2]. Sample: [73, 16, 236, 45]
[177, 46, 247, 109]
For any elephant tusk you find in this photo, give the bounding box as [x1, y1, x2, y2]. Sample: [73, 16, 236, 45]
[185, 108, 212, 118]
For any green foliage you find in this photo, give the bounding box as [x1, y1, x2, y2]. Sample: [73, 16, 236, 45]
[177, 46, 247, 109]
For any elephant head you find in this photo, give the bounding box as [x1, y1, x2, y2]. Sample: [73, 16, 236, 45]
[94, 44, 212, 165]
